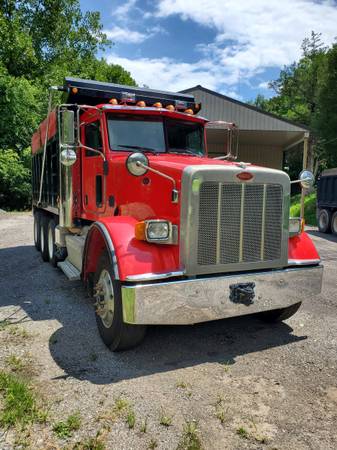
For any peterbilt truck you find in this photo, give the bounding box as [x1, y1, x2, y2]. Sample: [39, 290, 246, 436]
[32, 77, 323, 351]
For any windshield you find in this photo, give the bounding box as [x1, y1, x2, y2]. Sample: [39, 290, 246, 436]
[107, 114, 204, 155]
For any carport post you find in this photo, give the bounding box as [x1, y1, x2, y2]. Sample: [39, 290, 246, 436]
[300, 132, 310, 219]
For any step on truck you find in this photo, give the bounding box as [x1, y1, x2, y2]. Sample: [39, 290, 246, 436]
[32, 77, 323, 351]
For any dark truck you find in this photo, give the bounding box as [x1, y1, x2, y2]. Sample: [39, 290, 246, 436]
[317, 168, 337, 234]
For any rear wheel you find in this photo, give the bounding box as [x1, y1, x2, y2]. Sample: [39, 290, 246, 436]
[93, 252, 146, 351]
[318, 209, 331, 233]
[260, 302, 302, 323]
[40, 215, 49, 262]
[33, 211, 41, 251]
[48, 218, 58, 267]
[331, 211, 337, 236]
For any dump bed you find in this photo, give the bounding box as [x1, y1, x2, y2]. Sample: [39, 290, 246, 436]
[317, 168, 337, 209]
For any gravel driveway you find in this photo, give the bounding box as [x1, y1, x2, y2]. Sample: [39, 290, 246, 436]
[0, 213, 337, 449]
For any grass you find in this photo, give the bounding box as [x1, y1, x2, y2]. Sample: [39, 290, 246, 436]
[148, 439, 158, 449]
[0, 370, 46, 428]
[159, 412, 173, 427]
[236, 427, 249, 439]
[73, 431, 106, 450]
[114, 397, 129, 412]
[140, 417, 148, 433]
[126, 409, 136, 429]
[6, 355, 25, 372]
[290, 192, 317, 226]
[53, 412, 81, 439]
[177, 420, 203, 450]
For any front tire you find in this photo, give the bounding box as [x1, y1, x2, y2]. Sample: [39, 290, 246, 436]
[318, 209, 331, 233]
[331, 211, 337, 236]
[260, 302, 302, 323]
[93, 252, 146, 351]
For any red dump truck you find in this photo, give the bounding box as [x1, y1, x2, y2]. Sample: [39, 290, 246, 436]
[31, 77, 323, 351]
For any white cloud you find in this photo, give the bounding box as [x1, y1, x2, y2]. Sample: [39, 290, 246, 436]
[154, 0, 337, 85]
[114, 0, 138, 20]
[106, 0, 337, 96]
[258, 81, 270, 90]
[104, 26, 149, 44]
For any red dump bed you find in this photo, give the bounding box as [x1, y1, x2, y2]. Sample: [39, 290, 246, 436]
[31, 109, 57, 154]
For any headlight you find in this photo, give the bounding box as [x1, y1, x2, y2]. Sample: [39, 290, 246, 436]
[135, 220, 178, 244]
[289, 217, 303, 237]
[147, 221, 169, 240]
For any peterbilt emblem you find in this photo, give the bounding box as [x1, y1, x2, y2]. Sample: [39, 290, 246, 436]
[229, 282, 256, 305]
[236, 172, 253, 181]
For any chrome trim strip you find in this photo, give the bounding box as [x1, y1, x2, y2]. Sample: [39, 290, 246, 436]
[216, 183, 222, 264]
[260, 184, 267, 259]
[288, 259, 321, 266]
[122, 265, 323, 325]
[93, 222, 120, 279]
[239, 183, 245, 262]
[125, 270, 185, 282]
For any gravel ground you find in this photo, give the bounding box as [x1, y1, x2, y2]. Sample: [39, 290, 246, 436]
[0, 212, 337, 450]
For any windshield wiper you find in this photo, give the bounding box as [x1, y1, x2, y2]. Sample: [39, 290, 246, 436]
[117, 144, 159, 154]
[169, 148, 201, 156]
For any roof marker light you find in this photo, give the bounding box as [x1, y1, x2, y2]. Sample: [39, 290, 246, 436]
[137, 101, 146, 107]
[184, 108, 194, 115]
[72, 87, 78, 94]
[153, 102, 162, 108]
[166, 104, 175, 111]
[109, 98, 118, 105]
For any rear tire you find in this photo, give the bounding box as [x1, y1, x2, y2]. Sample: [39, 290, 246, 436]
[33, 211, 41, 251]
[93, 252, 146, 351]
[40, 215, 49, 262]
[260, 302, 302, 323]
[331, 211, 337, 236]
[318, 209, 331, 233]
[47, 218, 58, 267]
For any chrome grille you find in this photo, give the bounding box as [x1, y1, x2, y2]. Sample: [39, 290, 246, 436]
[197, 182, 283, 266]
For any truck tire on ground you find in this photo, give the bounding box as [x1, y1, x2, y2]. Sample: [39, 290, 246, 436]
[93, 252, 146, 351]
[259, 302, 302, 323]
[40, 215, 49, 262]
[318, 209, 331, 233]
[33, 211, 41, 251]
[48, 218, 58, 267]
[331, 211, 337, 235]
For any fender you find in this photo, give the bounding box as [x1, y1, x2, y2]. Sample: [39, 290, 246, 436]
[82, 216, 179, 282]
[288, 231, 320, 263]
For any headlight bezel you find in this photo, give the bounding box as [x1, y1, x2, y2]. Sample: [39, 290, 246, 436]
[289, 217, 303, 237]
[135, 219, 178, 244]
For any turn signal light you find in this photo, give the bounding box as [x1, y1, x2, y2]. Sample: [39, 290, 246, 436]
[135, 221, 146, 240]
[109, 98, 118, 105]
[153, 102, 162, 108]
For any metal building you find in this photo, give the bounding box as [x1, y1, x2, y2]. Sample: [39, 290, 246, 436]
[181, 85, 309, 170]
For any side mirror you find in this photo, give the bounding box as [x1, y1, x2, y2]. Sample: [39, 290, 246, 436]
[60, 110, 75, 146]
[299, 170, 314, 189]
[60, 148, 77, 166]
[126, 152, 149, 176]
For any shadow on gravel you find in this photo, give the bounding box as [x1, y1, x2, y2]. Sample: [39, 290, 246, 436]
[0, 245, 307, 385]
[307, 230, 337, 244]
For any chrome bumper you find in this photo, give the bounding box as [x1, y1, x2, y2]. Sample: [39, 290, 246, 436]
[121, 265, 323, 325]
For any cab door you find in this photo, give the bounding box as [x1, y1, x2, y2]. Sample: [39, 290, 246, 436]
[81, 120, 106, 215]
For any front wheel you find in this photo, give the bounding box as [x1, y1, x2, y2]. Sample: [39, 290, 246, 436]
[318, 209, 331, 233]
[93, 252, 146, 351]
[259, 302, 302, 323]
[331, 211, 337, 236]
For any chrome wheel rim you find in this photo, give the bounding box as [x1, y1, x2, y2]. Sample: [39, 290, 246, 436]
[48, 226, 53, 260]
[95, 269, 115, 328]
[40, 224, 44, 251]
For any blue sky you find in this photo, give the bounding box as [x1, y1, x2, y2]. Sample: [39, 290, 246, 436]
[80, 0, 337, 102]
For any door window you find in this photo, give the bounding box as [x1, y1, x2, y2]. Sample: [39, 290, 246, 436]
[85, 121, 103, 156]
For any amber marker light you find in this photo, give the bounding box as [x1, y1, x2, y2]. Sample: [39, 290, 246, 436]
[166, 104, 175, 111]
[135, 222, 146, 240]
[109, 98, 118, 105]
[137, 101, 146, 107]
[153, 102, 162, 108]
[184, 108, 194, 115]
[72, 87, 78, 94]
